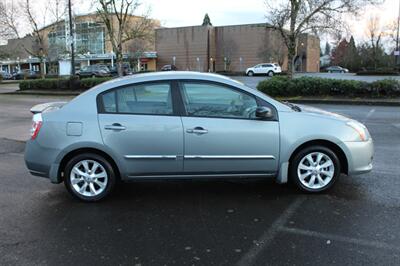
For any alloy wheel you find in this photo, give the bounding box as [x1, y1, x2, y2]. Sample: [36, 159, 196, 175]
[70, 160, 108, 197]
[297, 152, 335, 190]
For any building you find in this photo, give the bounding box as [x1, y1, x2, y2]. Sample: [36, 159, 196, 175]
[155, 24, 320, 73]
[0, 13, 159, 75]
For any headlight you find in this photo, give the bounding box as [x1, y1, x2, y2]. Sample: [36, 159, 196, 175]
[347, 121, 370, 141]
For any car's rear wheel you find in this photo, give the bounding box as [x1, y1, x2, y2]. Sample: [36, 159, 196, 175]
[247, 71, 254, 76]
[64, 153, 116, 202]
[290, 146, 340, 193]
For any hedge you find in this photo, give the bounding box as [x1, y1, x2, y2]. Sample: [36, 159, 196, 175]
[19, 77, 113, 91]
[356, 68, 400, 76]
[257, 76, 400, 98]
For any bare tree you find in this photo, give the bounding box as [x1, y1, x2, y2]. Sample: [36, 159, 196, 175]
[265, 0, 380, 79]
[21, 0, 67, 77]
[259, 29, 287, 67]
[220, 37, 238, 71]
[96, 0, 155, 76]
[0, 0, 22, 40]
[22, 0, 50, 78]
[365, 16, 384, 69]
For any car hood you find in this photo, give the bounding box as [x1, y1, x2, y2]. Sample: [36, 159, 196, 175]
[297, 104, 351, 122]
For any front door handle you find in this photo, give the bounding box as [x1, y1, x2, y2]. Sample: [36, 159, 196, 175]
[104, 123, 126, 131]
[186, 127, 208, 135]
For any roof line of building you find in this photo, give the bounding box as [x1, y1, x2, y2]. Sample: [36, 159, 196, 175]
[155, 22, 273, 31]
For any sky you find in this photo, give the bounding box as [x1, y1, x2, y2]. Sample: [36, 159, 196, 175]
[9, 0, 400, 45]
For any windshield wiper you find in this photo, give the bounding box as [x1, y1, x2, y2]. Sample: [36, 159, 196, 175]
[283, 101, 302, 112]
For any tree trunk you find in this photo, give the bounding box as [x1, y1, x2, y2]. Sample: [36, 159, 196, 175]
[287, 39, 296, 80]
[116, 51, 124, 77]
[39, 57, 45, 79]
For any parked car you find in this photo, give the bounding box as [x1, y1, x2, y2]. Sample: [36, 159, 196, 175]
[325, 66, 349, 73]
[246, 63, 282, 76]
[12, 69, 39, 80]
[77, 65, 111, 78]
[161, 64, 177, 71]
[0, 71, 12, 80]
[25, 72, 373, 202]
[109, 64, 133, 77]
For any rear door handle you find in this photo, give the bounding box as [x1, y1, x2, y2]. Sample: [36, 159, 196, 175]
[186, 127, 208, 135]
[104, 123, 126, 131]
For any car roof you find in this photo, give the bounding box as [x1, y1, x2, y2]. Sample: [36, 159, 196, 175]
[99, 71, 243, 88]
[73, 71, 289, 112]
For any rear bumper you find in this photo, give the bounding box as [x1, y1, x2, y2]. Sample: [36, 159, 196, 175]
[24, 140, 62, 183]
[341, 139, 374, 175]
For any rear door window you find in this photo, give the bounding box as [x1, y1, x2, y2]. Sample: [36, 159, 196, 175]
[100, 82, 173, 115]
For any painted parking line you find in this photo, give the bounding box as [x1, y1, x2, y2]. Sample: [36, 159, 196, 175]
[363, 108, 376, 123]
[236, 197, 306, 266]
[280, 226, 400, 252]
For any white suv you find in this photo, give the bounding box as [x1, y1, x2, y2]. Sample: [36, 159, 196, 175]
[246, 63, 282, 77]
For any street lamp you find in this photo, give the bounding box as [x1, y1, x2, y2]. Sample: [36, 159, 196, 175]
[209, 57, 213, 72]
[196, 57, 200, 72]
[396, 0, 400, 65]
[224, 57, 227, 71]
[239, 57, 243, 72]
[172, 56, 176, 66]
[110, 51, 115, 68]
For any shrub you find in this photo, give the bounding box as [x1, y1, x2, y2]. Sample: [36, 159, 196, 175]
[257, 77, 400, 98]
[19, 77, 113, 91]
[356, 68, 400, 76]
[79, 77, 113, 90]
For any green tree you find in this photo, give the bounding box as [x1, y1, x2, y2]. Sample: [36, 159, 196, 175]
[324, 41, 331, 55]
[202, 13, 212, 26]
[342, 36, 360, 71]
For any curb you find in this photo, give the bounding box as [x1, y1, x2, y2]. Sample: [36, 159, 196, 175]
[284, 99, 400, 106]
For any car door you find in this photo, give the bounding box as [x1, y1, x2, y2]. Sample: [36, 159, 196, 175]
[179, 81, 280, 175]
[261, 64, 270, 74]
[254, 65, 262, 74]
[97, 81, 184, 177]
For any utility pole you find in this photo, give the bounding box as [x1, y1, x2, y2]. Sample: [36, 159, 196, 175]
[396, 0, 400, 65]
[68, 0, 75, 76]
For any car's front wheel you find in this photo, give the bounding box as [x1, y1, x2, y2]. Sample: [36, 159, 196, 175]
[64, 153, 116, 202]
[290, 146, 340, 193]
[267, 71, 274, 77]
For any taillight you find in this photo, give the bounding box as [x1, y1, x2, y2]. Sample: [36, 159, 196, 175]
[30, 114, 43, 140]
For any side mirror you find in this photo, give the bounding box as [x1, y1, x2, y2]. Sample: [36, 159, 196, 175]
[255, 106, 273, 119]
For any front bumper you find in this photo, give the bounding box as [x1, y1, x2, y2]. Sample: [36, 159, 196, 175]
[341, 139, 374, 175]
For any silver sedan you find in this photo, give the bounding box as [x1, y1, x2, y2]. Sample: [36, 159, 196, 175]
[24, 72, 373, 201]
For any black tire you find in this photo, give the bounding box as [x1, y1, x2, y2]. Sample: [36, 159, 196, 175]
[247, 71, 254, 76]
[91, 74, 96, 78]
[289, 145, 340, 193]
[267, 71, 274, 77]
[64, 153, 116, 202]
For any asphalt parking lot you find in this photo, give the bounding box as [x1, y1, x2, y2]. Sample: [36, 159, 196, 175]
[0, 94, 400, 265]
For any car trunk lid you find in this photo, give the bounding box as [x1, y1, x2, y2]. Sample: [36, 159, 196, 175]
[30, 102, 67, 114]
